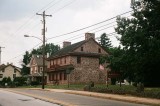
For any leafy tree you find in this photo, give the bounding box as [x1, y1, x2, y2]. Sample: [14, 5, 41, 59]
[21, 43, 60, 75]
[13, 77, 27, 86]
[99, 33, 112, 50]
[21, 51, 31, 75]
[115, 0, 160, 86]
[99, 33, 113, 64]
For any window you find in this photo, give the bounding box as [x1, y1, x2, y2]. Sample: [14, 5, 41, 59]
[77, 56, 81, 64]
[98, 48, 101, 53]
[49, 73, 53, 81]
[60, 73, 62, 80]
[64, 73, 67, 80]
[64, 57, 66, 64]
[13, 74, 16, 79]
[14, 69, 16, 73]
[56, 59, 58, 65]
[60, 58, 62, 64]
[52, 73, 55, 80]
[81, 47, 83, 51]
[40, 67, 43, 73]
[0, 74, 3, 78]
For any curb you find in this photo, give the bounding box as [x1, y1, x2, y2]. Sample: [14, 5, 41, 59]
[65, 91, 160, 106]
[4, 88, 160, 106]
[5, 89, 76, 106]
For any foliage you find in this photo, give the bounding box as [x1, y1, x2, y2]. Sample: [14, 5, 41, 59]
[30, 81, 40, 86]
[21, 43, 60, 75]
[21, 51, 31, 75]
[98, 33, 112, 64]
[99, 33, 112, 50]
[115, 0, 160, 86]
[13, 77, 27, 86]
[0, 77, 12, 86]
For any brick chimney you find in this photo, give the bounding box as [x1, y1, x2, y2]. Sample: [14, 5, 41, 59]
[85, 33, 95, 40]
[63, 41, 71, 48]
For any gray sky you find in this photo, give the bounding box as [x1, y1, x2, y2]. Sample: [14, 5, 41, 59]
[0, 0, 131, 67]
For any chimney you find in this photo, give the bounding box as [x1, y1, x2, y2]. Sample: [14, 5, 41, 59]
[63, 41, 71, 48]
[85, 33, 95, 40]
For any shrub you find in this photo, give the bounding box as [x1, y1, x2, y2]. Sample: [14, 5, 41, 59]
[31, 81, 39, 86]
[13, 77, 27, 86]
[1, 77, 12, 87]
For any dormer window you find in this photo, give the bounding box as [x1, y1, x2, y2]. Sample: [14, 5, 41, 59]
[81, 47, 83, 51]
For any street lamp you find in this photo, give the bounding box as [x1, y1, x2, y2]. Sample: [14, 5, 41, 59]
[24, 34, 46, 89]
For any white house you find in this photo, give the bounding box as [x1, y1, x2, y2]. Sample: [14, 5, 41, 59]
[0, 64, 22, 81]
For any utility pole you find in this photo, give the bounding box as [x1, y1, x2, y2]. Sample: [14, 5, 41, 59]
[36, 11, 52, 89]
[0, 46, 5, 65]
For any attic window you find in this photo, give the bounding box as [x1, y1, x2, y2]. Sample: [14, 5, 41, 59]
[81, 47, 83, 51]
[98, 48, 101, 53]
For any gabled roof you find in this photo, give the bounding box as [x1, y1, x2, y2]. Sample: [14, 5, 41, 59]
[48, 40, 87, 59]
[48, 38, 108, 60]
[0, 64, 21, 72]
[0, 64, 6, 70]
[30, 55, 47, 66]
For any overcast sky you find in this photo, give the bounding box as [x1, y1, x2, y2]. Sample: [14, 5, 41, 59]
[0, 0, 131, 67]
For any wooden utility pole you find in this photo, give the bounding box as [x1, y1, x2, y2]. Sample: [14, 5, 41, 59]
[36, 11, 52, 89]
[0, 46, 5, 65]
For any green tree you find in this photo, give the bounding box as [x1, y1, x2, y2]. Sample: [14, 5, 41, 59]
[21, 43, 60, 75]
[115, 0, 160, 86]
[21, 51, 31, 75]
[99, 33, 112, 50]
[99, 33, 112, 64]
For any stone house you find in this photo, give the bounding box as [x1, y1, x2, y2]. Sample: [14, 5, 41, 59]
[29, 55, 47, 83]
[46, 33, 109, 84]
[0, 63, 21, 81]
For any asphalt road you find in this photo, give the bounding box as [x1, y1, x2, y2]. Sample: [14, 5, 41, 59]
[5, 89, 149, 106]
[0, 89, 60, 106]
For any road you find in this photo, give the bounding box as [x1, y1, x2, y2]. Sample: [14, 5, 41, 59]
[0, 89, 60, 106]
[3, 88, 149, 106]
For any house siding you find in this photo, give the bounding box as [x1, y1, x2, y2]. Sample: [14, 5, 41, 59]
[0, 65, 21, 81]
[74, 39, 107, 54]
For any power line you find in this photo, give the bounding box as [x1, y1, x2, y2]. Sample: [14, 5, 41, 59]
[47, 10, 132, 40]
[3, 10, 132, 64]
[51, 0, 76, 14]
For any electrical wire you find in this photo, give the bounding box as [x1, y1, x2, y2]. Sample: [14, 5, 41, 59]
[3, 10, 132, 64]
[47, 10, 133, 40]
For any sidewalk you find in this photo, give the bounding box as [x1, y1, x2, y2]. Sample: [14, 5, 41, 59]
[46, 89, 160, 106]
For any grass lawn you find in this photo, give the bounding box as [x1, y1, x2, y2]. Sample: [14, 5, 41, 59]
[18, 84, 160, 98]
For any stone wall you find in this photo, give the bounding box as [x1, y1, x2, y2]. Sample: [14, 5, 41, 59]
[70, 56, 107, 84]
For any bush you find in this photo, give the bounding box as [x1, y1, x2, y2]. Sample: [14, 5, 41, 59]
[31, 81, 40, 86]
[1, 77, 12, 87]
[13, 77, 27, 86]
